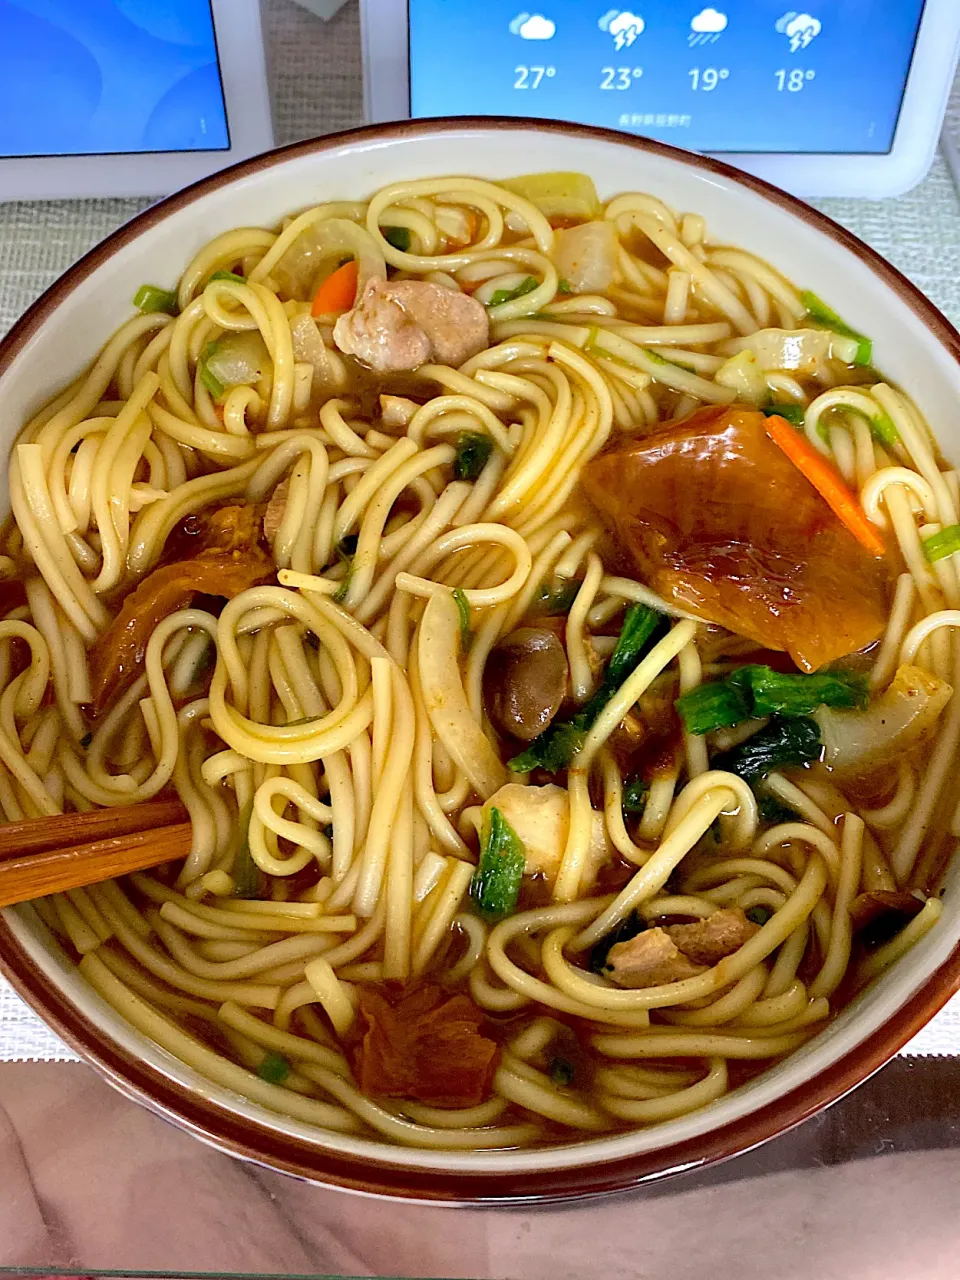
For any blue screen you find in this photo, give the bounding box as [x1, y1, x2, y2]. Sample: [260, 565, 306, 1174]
[409, 1, 926, 154]
[0, 0, 229, 158]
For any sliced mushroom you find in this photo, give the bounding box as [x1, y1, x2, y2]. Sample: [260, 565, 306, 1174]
[483, 626, 569, 742]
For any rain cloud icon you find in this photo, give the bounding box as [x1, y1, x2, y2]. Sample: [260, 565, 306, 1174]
[775, 11, 821, 52]
[689, 7, 727, 45]
[598, 9, 645, 50]
[509, 12, 557, 39]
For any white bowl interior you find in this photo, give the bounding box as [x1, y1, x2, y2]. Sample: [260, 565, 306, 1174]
[3, 124, 960, 1177]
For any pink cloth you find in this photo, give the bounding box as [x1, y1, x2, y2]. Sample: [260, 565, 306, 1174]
[1, 1061, 959, 1277]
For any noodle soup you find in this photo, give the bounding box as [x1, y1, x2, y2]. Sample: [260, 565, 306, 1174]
[4, 170, 958, 1152]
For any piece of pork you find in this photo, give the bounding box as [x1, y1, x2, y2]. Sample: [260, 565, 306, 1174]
[604, 907, 759, 989]
[604, 928, 706, 988]
[665, 908, 759, 966]
[263, 477, 289, 543]
[333, 276, 489, 373]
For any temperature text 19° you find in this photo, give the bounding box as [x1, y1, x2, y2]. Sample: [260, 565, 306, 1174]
[689, 67, 729, 91]
[514, 65, 556, 89]
[774, 68, 816, 91]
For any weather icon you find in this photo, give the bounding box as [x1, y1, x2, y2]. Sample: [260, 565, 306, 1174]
[509, 12, 556, 39]
[689, 8, 727, 46]
[598, 10, 645, 50]
[775, 11, 821, 52]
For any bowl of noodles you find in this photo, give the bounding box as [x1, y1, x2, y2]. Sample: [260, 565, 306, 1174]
[1, 119, 960, 1200]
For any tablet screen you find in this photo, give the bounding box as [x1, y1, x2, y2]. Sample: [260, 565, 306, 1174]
[408, 1, 926, 154]
[0, 0, 230, 158]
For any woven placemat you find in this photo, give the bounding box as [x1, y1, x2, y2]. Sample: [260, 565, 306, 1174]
[0, 0, 958, 1059]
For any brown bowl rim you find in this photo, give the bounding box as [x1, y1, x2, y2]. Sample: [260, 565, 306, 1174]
[1, 116, 959, 1203]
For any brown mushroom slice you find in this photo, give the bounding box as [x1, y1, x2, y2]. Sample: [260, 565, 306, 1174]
[483, 627, 569, 742]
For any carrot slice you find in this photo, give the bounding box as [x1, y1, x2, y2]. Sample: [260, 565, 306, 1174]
[763, 414, 887, 557]
[311, 258, 359, 317]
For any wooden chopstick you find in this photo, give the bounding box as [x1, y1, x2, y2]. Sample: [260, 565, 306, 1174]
[0, 799, 192, 909]
[0, 797, 188, 862]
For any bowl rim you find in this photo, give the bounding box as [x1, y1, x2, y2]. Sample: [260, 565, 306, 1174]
[2, 115, 960, 1203]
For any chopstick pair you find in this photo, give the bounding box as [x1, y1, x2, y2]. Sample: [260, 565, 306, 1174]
[0, 798, 191, 908]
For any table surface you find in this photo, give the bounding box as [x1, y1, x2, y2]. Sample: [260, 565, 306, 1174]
[1, 1, 960, 1273]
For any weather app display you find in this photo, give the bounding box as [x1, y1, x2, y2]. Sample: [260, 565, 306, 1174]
[0, 0, 229, 158]
[408, 1, 925, 154]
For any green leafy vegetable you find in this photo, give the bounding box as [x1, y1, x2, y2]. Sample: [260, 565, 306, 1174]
[675, 680, 751, 736]
[232, 800, 261, 899]
[589, 911, 645, 975]
[763, 402, 805, 427]
[746, 905, 773, 926]
[536, 578, 582, 615]
[548, 1056, 576, 1086]
[508, 721, 586, 774]
[621, 776, 648, 815]
[209, 270, 246, 284]
[453, 431, 494, 481]
[337, 533, 359, 557]
[509, 604, 665, 773]
[800, 290, 873, 367]
[383, 225, 412, 252]
[257, 1050, 291, 1084]
[557, 279, 573, 296]
[469, 807, 526, 919]
[923, 524, 960, 564]
[453, 587, 472, 649]
[133, 284, 178, 315]
[510, 605, 664, 772]
[489, 276, 539, 307]
[756, 792, 798, 825]
[199, 341, 225, 399]
[729, 665, 868, 717]
[676, 665, 868, 734]
[712, 716, 822, 783]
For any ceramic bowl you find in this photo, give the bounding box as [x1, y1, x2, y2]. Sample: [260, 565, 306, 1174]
[2, 119, 959, 1203]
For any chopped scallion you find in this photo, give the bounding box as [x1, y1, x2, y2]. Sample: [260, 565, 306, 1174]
[800, 290, 873, 366]
[133, 284, 178, 315]
[923, 524, 960, 564]
[489, 276, 539, 307]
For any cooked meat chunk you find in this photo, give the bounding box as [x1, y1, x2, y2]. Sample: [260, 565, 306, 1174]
[582, 405, 893, 672]
[605, 928, 706, 988]
[262, 477, 289, 543]
[665, 908, 759, 966]
[333, 275, 489, 373]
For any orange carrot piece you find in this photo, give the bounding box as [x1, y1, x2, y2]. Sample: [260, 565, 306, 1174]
[311, 259, 359, 317]
[764, 414, 887, 557]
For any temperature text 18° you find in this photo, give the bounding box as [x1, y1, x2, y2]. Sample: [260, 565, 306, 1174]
[600, 67, 643, 89]
[774, 68, 815, 91]
[514, 65, 556, 89]
[689, 67, 729, 91]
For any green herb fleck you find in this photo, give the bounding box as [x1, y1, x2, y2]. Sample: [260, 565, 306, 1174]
[621, 776, 648, 816]
[469, 807, 525, 920]
[232, 799, 261, 899]
[452, 587, 472, 650]
[746, 905, 773, 926]
[209, 270, 246, 284]
[763, 402, 805, 427]
[548, 1056, 576, 1086]
[557, 279, 573, 296]
[923, 524, 960, 565]
[536, 578, 581, 615]
[454, 431, 494, 481]
[489, 276, 539, 307]
[257, 1050, 291, 1084]
[133, 284, 178, 315]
